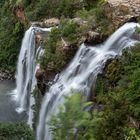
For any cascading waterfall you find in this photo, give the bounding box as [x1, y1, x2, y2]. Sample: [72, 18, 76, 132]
[12, 26, 51, 127]
[37, 23, 140, 140]
[27, 46, 45, 127]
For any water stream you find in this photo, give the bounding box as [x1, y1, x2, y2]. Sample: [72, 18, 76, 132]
[12, 26, 51, 128]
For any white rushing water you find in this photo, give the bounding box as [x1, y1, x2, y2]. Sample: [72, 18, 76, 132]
[37, 23, 140, 140]
[12, 26, 51, 128]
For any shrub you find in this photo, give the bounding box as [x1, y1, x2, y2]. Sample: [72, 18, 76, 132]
[0, 122, 35, 140]
[0, 1, 25, 73]
[40, 20, 79, 72]
[49, 93, 96, 140]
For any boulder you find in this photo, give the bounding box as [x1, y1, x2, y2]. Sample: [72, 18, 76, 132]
[127, 115, 139, 129]
[83, 31, 102, 45]
[43, 18, 60, 27]
[35, 68, 45, 81]
[72, 18, 88, 26]
[32, 18, 60, 28]
[104, 0, 140, 28]
[35, 68, 47, 95]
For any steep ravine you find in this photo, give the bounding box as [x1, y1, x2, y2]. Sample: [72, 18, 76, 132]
[0, 0, 140, 140]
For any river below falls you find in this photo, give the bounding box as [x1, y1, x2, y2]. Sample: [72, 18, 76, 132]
[0, 80, 26, 122]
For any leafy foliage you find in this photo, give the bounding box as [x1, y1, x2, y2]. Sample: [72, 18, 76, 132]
[94, 44, 140, 139]
[76, 0, 113, 36]
[0, 122, 35, 140]
[18, 0, 85, 20]
[40, 20, 79, 72]
[50, 93, 96, 140]
[0, 1, 24, 73]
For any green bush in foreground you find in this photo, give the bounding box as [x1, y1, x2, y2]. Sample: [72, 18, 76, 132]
[50, 92, 140, 140]
[49, 93, 96, 140]
[0, 122, 34, 140]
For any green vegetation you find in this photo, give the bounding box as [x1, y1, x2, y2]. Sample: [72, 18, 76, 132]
[0, 1, 24, 73]
[32, 86, 43, 130]
[0, 122, 34, 140]
[15, 0, 84, 20]
[76, 0, 113, 36]
[94, 44, 140, 139]
[105, 59, 122, 86]
[50, 93, 96, 140]
[40, 20, 80, 72]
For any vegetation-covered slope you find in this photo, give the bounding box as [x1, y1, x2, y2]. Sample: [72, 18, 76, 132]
[0, 1, 24, 73]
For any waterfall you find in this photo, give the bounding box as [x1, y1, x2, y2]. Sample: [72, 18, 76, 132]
[37, 23, 140, 140]
[13, 26, 51, 127]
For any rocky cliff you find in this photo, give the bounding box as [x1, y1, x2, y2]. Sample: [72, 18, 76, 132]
[105, 0, 140, 28]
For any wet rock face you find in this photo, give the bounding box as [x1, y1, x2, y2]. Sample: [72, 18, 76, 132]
[104, 0, 140, 28]
[35, 33, 43, 46]
[35, 68, 57, 95]
[35, 68, 46, 95]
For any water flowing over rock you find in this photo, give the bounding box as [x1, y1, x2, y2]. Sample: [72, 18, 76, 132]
[104, 0, 140, 28]
[37, 23, 140, 140]
[12, 26, 51, 128]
